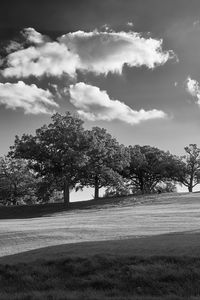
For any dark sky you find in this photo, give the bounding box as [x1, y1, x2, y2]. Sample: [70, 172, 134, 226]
[1, 0, 200, 157]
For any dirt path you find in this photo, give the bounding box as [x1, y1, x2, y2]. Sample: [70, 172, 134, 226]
[1, 193, 200, 257]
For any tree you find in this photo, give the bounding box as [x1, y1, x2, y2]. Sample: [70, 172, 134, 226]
[153, 181, 177, 193]
[104, 177, 131, 198]
[10, 112, 89, 206]
[81, 127, 130, 199]
[0, 156, 38, 205]
[34, 174, 57, 203]
[178, 144, 200, 192]
[125, 145, 181, 194]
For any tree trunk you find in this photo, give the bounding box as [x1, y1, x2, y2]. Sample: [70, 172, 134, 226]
[140, 179, 145, 194]
[188, 176, 193, 192]
[63, 178, 70, 207]
[10, 183, 17, 205]
[94, 176, 99, 199]
[137, 174, 145, 194]
[188, 185, 193, 192]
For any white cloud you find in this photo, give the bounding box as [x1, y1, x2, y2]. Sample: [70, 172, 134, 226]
[5, 41, 22, 53]
[127, 22, 134, 27]
[2, 28, 175, 78]
[0, 81, 58, 114]
[69, 82, 167, 124]
[2, 42, 79, 78]
[22, 27, 46, 44]
[101, 24, 112, 31]
[60, 30, 174, 75]
[186, 76, 200, 104]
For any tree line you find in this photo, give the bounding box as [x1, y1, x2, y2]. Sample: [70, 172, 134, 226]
[0, 112, 200, 206]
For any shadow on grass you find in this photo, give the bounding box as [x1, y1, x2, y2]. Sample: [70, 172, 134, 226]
[1, 255, 200, 299]
[0, 192, 182, 220]
[0, 194, 139, 219]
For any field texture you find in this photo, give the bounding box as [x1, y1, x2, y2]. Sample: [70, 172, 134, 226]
[1, 192, 200, 258]
[1, 255, 200, 300]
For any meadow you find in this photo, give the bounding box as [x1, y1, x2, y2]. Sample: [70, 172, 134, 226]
[1, 193, 200, 299]
[1, 193, 200, 257]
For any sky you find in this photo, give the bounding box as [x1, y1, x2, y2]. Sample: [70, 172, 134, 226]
[1, 0, 200, 161]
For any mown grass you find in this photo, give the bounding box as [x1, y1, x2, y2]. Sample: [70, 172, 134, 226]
[0, 192, 183, 219]
[1, 255, 200, 299]
[0, 194, 135, 219]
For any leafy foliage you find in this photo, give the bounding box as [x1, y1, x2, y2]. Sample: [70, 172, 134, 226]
[6, 110, 200, 205]
[177, 144, 200, 192]
[0, 156, 38, 204]
[125, 145, 181, 194]
[10, 112, 89, 205]
[81, 127, 130, 198]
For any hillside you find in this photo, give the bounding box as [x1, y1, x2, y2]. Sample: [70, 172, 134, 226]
[1, 192, 200, 259]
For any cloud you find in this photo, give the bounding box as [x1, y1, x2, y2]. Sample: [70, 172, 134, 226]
[0, 81, 58, 114]
[5, 28, 49, 55]
[193, 20, 200, 29]
[2, 28, 175, 78]
[22, 27, 47, 44]
[60, 30, 175, 75]
[186, 76, 200, 104]
[69, 82, 167, 124]
[2, 42, 79, 78]
[101, 24, 112, 31]
[127, 22, 134, 27]
[5, 41, 22, 53]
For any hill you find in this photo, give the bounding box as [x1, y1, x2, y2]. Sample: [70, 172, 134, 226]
[1, 192, 200, 259]
[1, 193, 200, 299]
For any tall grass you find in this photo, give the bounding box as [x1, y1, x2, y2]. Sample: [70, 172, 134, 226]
[1, 255, 200, 299]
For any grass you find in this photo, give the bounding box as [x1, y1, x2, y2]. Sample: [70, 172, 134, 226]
[1, 255, 200, 299]
[1, 192, 200, 259]
[1, 192, 200, 299]
[0, 192, 184, 219]
[2, 232, 200, 265]
[0, 194, 137, 219]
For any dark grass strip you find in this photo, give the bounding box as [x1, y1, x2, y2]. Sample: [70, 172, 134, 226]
[1, 255, 200, 299]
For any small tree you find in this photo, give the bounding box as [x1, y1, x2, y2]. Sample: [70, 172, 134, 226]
[81, 127, 130, 199]
[10, 112, 89, 206]
[178, 144, 200, 192]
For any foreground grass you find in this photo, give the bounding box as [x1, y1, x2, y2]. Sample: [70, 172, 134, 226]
[1, 255, 200, 299]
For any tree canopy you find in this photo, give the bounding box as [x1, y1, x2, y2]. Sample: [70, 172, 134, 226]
[2, 111, 200, 206]
[80, 127, 130, 199]
[124, 145, 182, 194]
[10, 112, 89, 205]
[177, 144, 200, 192]
[0, 156, 38, 205]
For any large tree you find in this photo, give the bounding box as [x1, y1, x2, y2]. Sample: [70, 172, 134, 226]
[10, 112, 89, 206]
[81, 127, 130, 199]
[125, 145, 181, 194]
[178, 144, 200, 192]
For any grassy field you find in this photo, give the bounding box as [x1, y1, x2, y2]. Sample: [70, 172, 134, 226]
[1, 192, 200, 299]
[1, 254, 200, 299]
[1, 231, 200, 265]
[1, 192, 200, 257]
